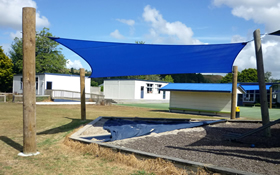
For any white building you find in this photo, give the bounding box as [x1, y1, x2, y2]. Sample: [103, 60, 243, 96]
[160, 83, 245, 116]
[104, 79, 170, 101]
[13, 73, 91, 95]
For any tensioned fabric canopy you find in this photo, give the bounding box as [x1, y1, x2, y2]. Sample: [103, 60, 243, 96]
[49, 37, 247, 78]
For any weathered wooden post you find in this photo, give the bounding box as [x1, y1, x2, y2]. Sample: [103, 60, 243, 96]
[270, 86, 272, 109]
[80, 68, 86, 120]
[19, 7, 39, 156]
[253, 29, 271, 137]
[231, 66, 238, 119]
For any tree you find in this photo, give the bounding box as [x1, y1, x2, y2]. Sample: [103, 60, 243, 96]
[171, 73, 206, 83]
[220, 72, 239, 83]
[135, 41, 145, 44]
[239, 68, 258, 82]
[163, 75, 174, 83]
[221, 68, 261, 83]
[9, 27, 68, 74]
[220, 73, 231, 83]
[264, 71, 272, 82]
[0, 46, 14, 92]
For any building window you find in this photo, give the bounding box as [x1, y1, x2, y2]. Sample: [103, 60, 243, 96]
[155, 84, 162, 94]
[147, 83, 153, 93]
[46, 82, 52, 90]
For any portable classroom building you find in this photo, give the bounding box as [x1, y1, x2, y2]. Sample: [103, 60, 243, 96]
[13, 73, 91, 95]
[240, 83, 280, 106]
[104, 79, 170, 100]
[160, 83, 245, 116]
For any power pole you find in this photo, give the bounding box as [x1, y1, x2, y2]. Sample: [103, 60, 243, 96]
[253, 29, 271, 137]
[231, 66, 238, 119]
[80, 68, 86, 120]
[19, 7, 39, 156]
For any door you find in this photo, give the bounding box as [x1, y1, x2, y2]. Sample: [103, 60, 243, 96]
[140, 86, 144, 99]
[237, 94, 243, 106]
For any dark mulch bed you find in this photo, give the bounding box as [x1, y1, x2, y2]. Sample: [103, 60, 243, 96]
[112, 122, 280, 175]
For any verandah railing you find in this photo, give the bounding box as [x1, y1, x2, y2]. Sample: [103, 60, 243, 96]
[45, 89, 104, 102]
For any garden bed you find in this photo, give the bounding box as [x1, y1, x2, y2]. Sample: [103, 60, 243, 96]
[71, 117, 280, 175]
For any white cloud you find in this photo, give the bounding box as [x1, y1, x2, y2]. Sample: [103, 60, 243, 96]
[0, 0, 50, 30]
[10, 30, 22, 40]
[231, 35, 246, 43]
[234, 37, 280, 78]
[116, 19, 135, 26]
[142, 5, 201, 44]
[212, 0, 280, 32]
[110, 29, 125, 39]
[66, 59, 83, 69]
[212, 0, 280, 79]
[116, 19, 135, 35]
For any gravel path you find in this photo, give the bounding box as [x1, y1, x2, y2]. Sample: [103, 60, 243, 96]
[109, 122, 280, 175]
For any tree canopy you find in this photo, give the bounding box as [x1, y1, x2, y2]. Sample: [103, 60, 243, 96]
[162, 75, 174, 83]
[0, 46, 14, 92]
[9, 27, 68, 74]
[239, 68, 258, 82]
[220, 68, 272, 83]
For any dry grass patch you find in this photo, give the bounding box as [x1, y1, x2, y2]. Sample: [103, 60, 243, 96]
[63, 130, 214, 175]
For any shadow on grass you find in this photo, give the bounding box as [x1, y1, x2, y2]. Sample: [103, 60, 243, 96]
[0, 136, 23, 152]
[149, 110, 170, 113]
[37, 117, 92, 135]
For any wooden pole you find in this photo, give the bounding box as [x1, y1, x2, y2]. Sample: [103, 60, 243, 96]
[231, 66, 238, 119]
[253, 29, 271, 137]
[80, 68, 86, 120]
[270, 86, 272, 109]
[22, 7, 37, 154]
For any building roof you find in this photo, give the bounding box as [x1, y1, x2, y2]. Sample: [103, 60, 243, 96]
[160, 83, 245, 93]
[104, 79, 168, 83]
[241, 84, 272, 91]
[14, 73, 89, 78]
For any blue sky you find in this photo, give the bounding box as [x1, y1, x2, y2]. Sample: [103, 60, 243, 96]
[1, 0, 280, 78]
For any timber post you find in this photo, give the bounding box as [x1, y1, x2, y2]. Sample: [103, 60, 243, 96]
[21, 7, 38, 156]
[270, 86, 272, 109]
[253, 29, 271, 137]
[231, 66, 238, 119]
[80, 68, 86, 120]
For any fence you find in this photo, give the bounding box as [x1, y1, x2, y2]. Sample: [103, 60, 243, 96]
[0, 95, 6, 102]
[12, 95, 50, 102]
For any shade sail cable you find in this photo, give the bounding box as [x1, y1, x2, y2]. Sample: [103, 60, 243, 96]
[49, 37, 247, 78]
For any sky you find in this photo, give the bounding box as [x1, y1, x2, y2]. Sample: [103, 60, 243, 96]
[1, 0, 280, 78]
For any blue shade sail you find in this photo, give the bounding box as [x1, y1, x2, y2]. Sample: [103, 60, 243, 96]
[103, 118, 225, 141]
[49, 37, 247, 78]
[268, 30, 280, 36]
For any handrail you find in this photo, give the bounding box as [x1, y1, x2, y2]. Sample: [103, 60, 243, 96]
[45, 89, 104, 101]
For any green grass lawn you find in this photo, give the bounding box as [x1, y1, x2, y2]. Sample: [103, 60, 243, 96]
[117, 103, 169, 110]
[239, 106, 280, 120]
[1, 102, 216, 175]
